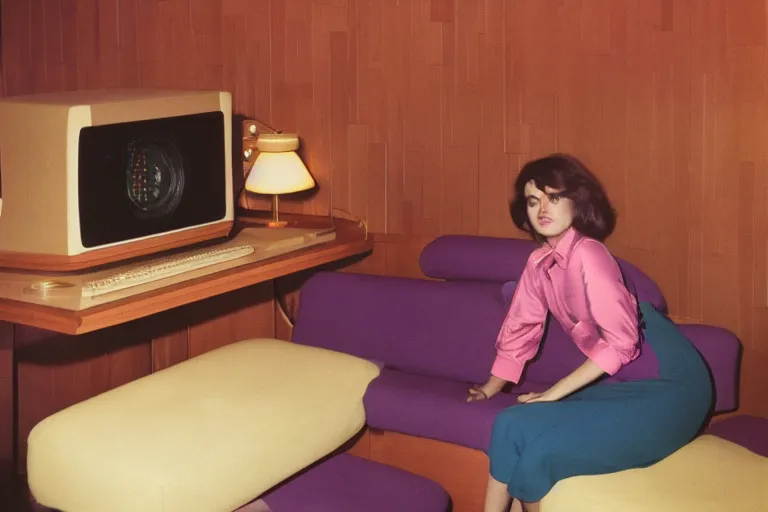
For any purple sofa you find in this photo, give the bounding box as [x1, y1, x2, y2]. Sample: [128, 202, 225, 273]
[706, 415, 768, 457]
[292, 235, 742, 454]
[258, 453, 450, 512]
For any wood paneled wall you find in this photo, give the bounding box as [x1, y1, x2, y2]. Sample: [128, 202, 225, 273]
[2, 0, 766, 416]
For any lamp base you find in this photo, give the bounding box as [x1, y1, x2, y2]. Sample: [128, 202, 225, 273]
[236, 194, 296, 228]
[236, 212, 295, 228]
[267, 195, 289, 227]
[238, 195, 291, 227]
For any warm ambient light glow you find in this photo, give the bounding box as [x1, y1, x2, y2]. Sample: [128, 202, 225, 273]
[243, 132, 315, 227]
[245, 151, 315, 195]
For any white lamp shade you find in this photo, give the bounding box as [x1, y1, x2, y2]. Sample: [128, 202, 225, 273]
[244, 151, 316, 195]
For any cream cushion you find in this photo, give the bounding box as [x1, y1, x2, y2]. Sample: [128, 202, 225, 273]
[542, 435, 768, 512]
[27, 338, 381, 512]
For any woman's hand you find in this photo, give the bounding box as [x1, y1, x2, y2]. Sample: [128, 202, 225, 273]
[466, 375, 507, 403]
[466, 386, 491, 402]
[517, 390, 558, 403]
[519, 359, 606, 404]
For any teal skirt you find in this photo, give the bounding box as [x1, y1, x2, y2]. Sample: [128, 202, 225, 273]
[488, 302, 713, 502]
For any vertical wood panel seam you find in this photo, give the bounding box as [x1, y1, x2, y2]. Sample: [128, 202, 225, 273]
[268, 0, 274, 122]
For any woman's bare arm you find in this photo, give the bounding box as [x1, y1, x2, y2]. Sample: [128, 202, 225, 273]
[518, 358, 605, 403]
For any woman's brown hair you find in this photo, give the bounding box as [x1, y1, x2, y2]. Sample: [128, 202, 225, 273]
[510, 153, 617, 243]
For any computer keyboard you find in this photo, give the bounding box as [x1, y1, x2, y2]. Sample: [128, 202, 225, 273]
[82, 244, 255, 297]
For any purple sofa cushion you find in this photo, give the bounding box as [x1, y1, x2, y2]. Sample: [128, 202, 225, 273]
[363, 367, 549, 451]
[260, 453, 450, 512]
[293, 272, 506, 385]
[420, 236, 535, 283]
[520, 318, 590, 384]
[295, 272, 666, 389]
[501, 281, 518, 307]
[705, 416, 768, 457]
[419, 234, 668, 312]
[678, 324, 741, 412]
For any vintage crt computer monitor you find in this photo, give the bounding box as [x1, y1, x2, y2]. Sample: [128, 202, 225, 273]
[0, 89, 234, 271]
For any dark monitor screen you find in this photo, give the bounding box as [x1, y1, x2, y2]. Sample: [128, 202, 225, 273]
[78, 111, 227, 248]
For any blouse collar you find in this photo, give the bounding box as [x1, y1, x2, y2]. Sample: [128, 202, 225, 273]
[532, 226, 581, 269]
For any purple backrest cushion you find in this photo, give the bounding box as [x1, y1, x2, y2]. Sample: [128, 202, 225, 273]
[293, 273, 657, 388]
[292, 272, 506, 384]
[678, 324, 741, 412]
[420, 235, 668, 313]
[420, 236, 535, 283]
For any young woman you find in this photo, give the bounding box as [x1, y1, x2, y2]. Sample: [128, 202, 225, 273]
[466, 154, 713, 512]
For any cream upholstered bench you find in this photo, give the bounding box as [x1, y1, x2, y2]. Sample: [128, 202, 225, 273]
[541, 434, 768, 511]
[26, 338, 450, 512]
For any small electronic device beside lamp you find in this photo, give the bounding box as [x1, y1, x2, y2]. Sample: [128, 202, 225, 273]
[244, 132, 315, 227]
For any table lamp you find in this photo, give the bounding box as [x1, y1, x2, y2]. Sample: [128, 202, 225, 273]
[243, 132, 316, 228]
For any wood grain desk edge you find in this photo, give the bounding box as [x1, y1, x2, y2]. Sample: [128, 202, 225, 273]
[0, 218, 372, 335]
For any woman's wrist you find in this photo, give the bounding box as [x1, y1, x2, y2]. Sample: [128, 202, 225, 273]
[540, 386, 563, 402]
[484, 375, 507, 397]
[547, 359, 606, 401]
[542, 379, 567, 402]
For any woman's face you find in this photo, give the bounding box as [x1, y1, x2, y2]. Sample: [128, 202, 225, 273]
[524, 180, 574, 244]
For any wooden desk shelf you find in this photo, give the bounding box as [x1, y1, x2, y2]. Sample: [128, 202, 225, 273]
[0, 215, 371, 335]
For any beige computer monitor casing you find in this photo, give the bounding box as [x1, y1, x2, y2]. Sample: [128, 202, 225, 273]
[0, 89, 234, 271]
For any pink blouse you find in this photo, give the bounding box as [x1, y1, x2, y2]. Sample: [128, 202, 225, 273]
[492, 227, 641, 384]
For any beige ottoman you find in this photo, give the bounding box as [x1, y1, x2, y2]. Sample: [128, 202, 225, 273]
[26, 338, 381, 512]
[542, 435, 768, 511]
